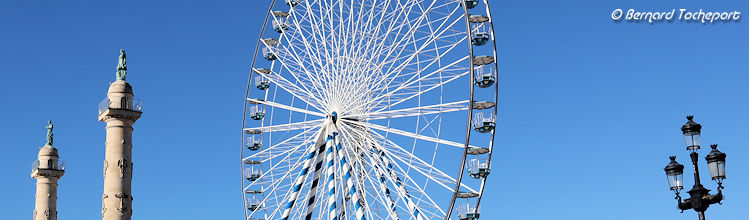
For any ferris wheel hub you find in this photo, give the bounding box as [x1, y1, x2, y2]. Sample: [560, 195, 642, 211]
[329, 111, 339, 124]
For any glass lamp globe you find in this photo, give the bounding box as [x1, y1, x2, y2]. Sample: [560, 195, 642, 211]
[681, 115, 702, 151]
[664, 156, 685, 191]
[705, 144, 727, 182]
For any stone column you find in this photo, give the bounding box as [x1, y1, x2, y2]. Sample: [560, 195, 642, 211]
[98, 79, 141, 220]
[31, 145, 64, 220]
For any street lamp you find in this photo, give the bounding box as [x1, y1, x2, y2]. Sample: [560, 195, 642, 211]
[664, 156, 684, 193]
[705, 145, 726, 186]
[664, 116, 726, 220]
[682, 115, 702, 151]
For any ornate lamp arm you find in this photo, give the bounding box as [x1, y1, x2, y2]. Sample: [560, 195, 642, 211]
[711, 189, 724, 205]
[678, 197, 692, 213]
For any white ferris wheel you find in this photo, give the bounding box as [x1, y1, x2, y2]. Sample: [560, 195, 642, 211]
[241, 0, 499, 219]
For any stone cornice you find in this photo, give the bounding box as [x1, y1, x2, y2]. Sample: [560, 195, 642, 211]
[98, 109, 142, 122]
[31, 169, 65, 179]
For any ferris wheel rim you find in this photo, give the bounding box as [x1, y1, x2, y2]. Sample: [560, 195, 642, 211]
[446, 0, 500, 218]
[472, 0, 500, 212]
[241, 1, 499, 219]
[240, 0, 278, 218]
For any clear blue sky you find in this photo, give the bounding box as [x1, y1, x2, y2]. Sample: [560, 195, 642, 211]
[1, 0, 747, 219]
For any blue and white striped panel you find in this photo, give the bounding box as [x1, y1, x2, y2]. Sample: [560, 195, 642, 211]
[334, 133, 366, 220]
[280, 143, 321, 220]
[325, 135, 338, 220]
[304, 142, 328, 220]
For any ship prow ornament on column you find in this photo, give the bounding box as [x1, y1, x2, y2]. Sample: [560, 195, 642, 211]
[98, 49, 142, 220]
[32, 121, 65, 220]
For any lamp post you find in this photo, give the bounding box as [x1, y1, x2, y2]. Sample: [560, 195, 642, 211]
[664, 116, 727, 220]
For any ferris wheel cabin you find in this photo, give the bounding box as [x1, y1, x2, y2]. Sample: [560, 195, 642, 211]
[285, 0, 300, 7]
[244, 167, 261, 181]
[462, 0, 479, 9]
[247, 197, 262, 211]
[474, 65, 496, 88]
[272, 11, 290, 33]
[262, 38, 279, 61]
[457, 203, 481, 220]
[468, 159, 490, 179]
[249, 104, 265, 120]
[246, 136, 262, 151]
[254, 76, 270, 90]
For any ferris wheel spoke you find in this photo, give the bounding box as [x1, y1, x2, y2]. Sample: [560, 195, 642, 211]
[350, 0, 414, 77]
[370, 129, 478, 194]
[351, 1, 414, 81]
[349, 100, 469, 120]
[363, 147, 418, 220]
[254, 67, 328, 113]
[276, 30, 333, 103]
[370, 141, 434, 220]
[284, 0, 454, 116]
[376, 40, 469, 89]
[243, 132, 318, 187]
[365, 62, 469, 114]
[248, 98, 327, 117]
[382, 3, 463, 74]
[273, 53, 329, 104]
[343, 1, 383, 69]
[364, 30, 469, 113]
[373, 2, 464, 92]
[360, 169, 390, 220]
[345, 119, 475, 149]
[243, 127, 319, 179]
[375, 69, 468, 112]
[299, 2, 337, 80]
[331, 0, 423, 95]
[363, 171, 400, 220]
[286, 5, 342, 107]
[374, 144, 446, 219]
[371, 0, 438, 73]
[244, 119, 325, 133]
[366, 50, 469, 112]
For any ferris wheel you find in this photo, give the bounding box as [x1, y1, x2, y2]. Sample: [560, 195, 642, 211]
[241, 0, 499, 219]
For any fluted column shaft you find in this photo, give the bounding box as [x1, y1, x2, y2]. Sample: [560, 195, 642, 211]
[99, 80, 140, 220]
[102, 118, 134, 220]
[34, 177, 59, 220]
